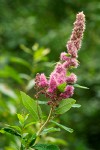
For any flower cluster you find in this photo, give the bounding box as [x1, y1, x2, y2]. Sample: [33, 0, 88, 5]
[35, 12, 85, 107]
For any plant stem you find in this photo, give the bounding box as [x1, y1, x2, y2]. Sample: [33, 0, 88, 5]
[36, 100, 41, 122]
[37, 107, 53, 136]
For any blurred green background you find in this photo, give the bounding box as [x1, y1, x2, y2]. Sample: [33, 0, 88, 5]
[0, 0, 100, 150]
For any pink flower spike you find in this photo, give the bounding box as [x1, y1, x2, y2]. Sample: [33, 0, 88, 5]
[39, 73, 48, 88]
[66, 11, 85, 57]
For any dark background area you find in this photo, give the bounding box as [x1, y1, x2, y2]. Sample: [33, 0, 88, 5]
[0, 0, 100, 150]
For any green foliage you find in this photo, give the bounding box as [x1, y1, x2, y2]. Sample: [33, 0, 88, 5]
[17, 113, 29, 127]
[33, 144, 60, 150]
[21, 92, 42, 121]
[51, 120, 73, 133]
[57, 82, 66, 92]
[41, 127, 60, 135]
[55, 98, 76, 114]
[26, 133, 37, 148]
[2, 127, 21, 137]
[20, 91, 42, 121]
[72, 104, 81, 108]
[74, 84, 89, 89]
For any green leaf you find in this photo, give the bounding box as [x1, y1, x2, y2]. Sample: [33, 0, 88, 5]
[0, 66, 23, 84]
[2, 127, 21, 137]
[20, 91, 42, 121]
[57, 82, 66, 92]
[17, 114, 25, 125]
[0, 129, 5, 134]
[0, 83, 18, 99]
[41, 127, 60, 135]
[1, 124, 21, 133]
[74, 84, 89, 89]
[66, 53, 71, 57]
[66, 71, 71, 76]
[26, 133, 37, 148]
[72, 104, 81, 108]
[51, 120, 73, 133]
[38, 101, 47, 105]
[10, 57, 31, 70]
[32, 144, 60, 150]
[34, 47, 50, 62]
[25, 114, 29, 121]
[8, 126, 21, 133]
[55, 98, 76, 114]
[26, 79, 35, 91]
[24, 122, 37, 129]
[20, 44, 32, 54]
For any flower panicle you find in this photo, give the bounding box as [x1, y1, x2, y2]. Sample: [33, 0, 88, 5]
[67, 11, 85, 58]
[34, 12, 86, 107]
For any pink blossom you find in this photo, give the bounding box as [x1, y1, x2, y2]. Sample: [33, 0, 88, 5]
[38, 73, 48, 87]
[48, 74, 57, 93]
[70, 58, 79, 68]
[63, 61, 70, 68]
[60, 92, 69, 99]
[65, 85, 74, 97]
[67, 41, 78, 58]
[60, 52, 70, 61]
[62, 57, 78, 69]
[66, 73, 77, 84]
[55, 63, 66, 74]
[59, 85, 74, 99]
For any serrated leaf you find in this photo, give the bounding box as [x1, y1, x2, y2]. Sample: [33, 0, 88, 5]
[32, 144, 60, 150]
[20, 91, 42, 121]
[41, 127, 60, 135]
[55, 98, 76, 114]
[74, 84, 89, 89]
[2, 127, 21, 137]
[72, 104, 81, 108]
[57, 82, 66, 92]
[51, 120, 73, 133]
